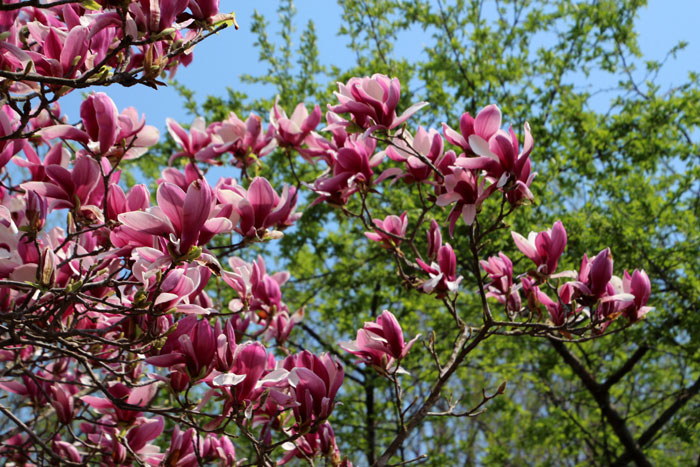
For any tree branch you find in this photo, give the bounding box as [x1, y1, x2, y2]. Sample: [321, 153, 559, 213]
[549, 338, 651, 467]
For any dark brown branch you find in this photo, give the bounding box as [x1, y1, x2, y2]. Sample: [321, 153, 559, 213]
[612, 374, 700, 467]
[602, 344, 649, 391]
[549, 339, 651, 467]
[0, 0, 80, 10]
[373, 324, 492, 466]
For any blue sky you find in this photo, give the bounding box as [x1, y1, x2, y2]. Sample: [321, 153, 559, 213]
[61, 1, 700, 130]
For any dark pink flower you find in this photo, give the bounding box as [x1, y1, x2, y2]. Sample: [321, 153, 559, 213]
[426, 219, 442, 261]
[270, 97, 322, 148]
[329, 74, 427, 131]
[217, 177, 300, 239]
[216, 111, 276, 167]
[416, 243, 463, 295]
[80, 92, 119, 154]
[364, 211, 408, 248]
[436, 167, 494, 235]
[386, 126, 445, 183]
[442, 104, 503, 155]
[285, 351, 344, 426]
[118, 179, 232, 256]
[621, 269, 653, 322]
[312, 135, 383, 205]
[511, 220, 567, 275]
[82, 381, 158, 423]
[147, 317, 216, 380]
[341, 310, 420, 373]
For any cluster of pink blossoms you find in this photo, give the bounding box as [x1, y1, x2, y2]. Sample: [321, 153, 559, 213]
[480, 221, 652, 329]
[0, 55, 654, 463]
[0, 0, 234, 97]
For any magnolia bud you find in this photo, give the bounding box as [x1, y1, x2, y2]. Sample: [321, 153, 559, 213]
[37, 247, 56, 288]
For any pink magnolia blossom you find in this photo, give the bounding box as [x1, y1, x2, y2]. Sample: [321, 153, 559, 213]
[580, 248, 614, 299]
[52, 437, 82, 464]
[329, 73, 427, 131]
[285, 351, 344, 426]
[270, 97, 322, 148]
[50, 383, 75, 424]
[263, 308, 304, 345]
[159, 164, 201, 191]
[125, 416, 165, 461]
[146, 317, 216, 380]
[188, 0, 220, 20]
[442, 105, 503, 155]
[35, 94, 158, 159]
[166, 116, 231, 164]
[535, 288, 569, 326]
[364, 211, 408, 248]
[436, 167, 494, 235]
[106, 183, 150, 222]
[212, 342, 284, 406]
[217, 176, 300, 239]
[162, 426, 198, 466]
[621, 269, 653, 322]
[0, 106, 22, 169]
[215, 111, 276, 167]
[481, 252, 521, 312]
[416, 243, 463, 295]
[24, 189, 47, 232]
[426, 219, 442, 261]
[279, 422, 342, 465]
[25, 25, 90, 79]
[386, 126, 445, 183]
[12, 141, 69, 182]
[511, 220, 567, 275]
[114, 106, 160, 160]
[135, 0, 191, 33]
[82, 381, 158, 423]
[21, 154, 105, 215]
[341, 310, 420, 373]
[118, 179, 232, 256]
[80, 92, 119, 154]
[312, 135, 384, 205]
[454, 121, 535, 205]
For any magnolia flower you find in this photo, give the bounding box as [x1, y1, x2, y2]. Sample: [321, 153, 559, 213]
[82, 382, 158, 423]
[386, 126, 445, 182]
[118, 179, 232, 256]
[436, 167, 494, 235]
[285, 351, 344, 426]
[215, 111, 276, 167]
[217, 177, 300, 239]
[312, 135, 383, 205]
[340, 310, 420, 373]
[416, 243, 463, 295]
[146, 318, 216, 380]
[167, 116, 231, 164]
[621, 269, 653, 322]
[481, 252, 521, 312]
[270, 97, 322, 148]
[442, 105, 503, 155]
[279, 422, 342, 465]
[21, 155, 105, 214]
[80, 92, 119, 154]
[364, 212, 408, 248]
[426, 219, 442, 261]
[329, 73, 427, 131]
[511, 220, 567, 275]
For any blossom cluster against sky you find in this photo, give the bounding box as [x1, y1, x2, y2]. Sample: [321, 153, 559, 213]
[61, 1, 700, 131]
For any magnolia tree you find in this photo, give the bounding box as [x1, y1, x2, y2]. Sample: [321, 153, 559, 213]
[0, 2, 655, 466]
